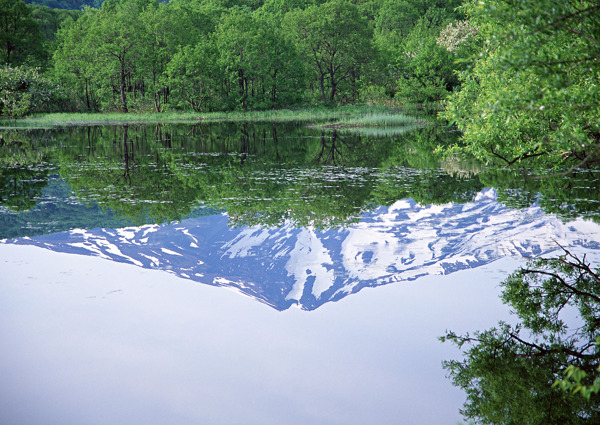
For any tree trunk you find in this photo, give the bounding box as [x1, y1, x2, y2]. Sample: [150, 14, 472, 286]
[238, 69, 248, 110]
[329, 65, 337, 102]
[271, 69, 278, 104]
[330, 79, 337, 102]
[85, 78, 91, 111]
[120, 59, 128, 113]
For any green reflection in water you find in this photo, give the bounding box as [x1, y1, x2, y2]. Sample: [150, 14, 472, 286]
[0, 121, 599, 239]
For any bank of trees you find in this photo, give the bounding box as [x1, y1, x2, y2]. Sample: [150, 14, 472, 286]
[0, 0, 465, 114]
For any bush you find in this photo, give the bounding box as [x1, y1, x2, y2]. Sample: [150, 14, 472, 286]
[0, 65, 61, 117]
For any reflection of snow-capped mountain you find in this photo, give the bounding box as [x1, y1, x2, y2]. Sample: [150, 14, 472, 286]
[4, 189, 600, 311]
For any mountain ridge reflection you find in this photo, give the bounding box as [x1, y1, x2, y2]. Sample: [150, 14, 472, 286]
[5, 188, 600, 311]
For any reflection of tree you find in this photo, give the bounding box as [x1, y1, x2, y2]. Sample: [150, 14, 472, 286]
[315, 130, 344, 165]
[11, 121, 600, 230]
[0, 131, 54, 212]
[57, 125, 202, 224]
[0, 167, 50, 211]
[442, 249, 600, 424]
[480, 168, 600, 224]
[57, 122, 420, 227]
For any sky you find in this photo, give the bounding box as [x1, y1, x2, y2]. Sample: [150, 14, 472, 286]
[0, 243, 522, 425]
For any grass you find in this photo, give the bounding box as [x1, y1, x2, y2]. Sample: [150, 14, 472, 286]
[333, 124, 423, 137]
[322, 111, 424, 128]
[0, 105, 426, 129]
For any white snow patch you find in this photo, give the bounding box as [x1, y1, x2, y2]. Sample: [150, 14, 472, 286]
[221, 227, 272, 259]
[285, 228, 334, 300]
[116, 228, 137, 240]
[161, 248, 183, 256]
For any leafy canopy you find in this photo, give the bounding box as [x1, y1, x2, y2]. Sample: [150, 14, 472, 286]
[443, 0, 600, 169]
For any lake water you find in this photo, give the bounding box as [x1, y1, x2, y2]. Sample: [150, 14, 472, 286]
[1, 122, 599, 424]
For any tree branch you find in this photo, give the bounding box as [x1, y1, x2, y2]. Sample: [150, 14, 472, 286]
[520, 268, 600, 304]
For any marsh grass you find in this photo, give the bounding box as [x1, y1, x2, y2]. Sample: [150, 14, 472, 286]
[334, 124, 423, 137]
[0, 105, 424, 128]
[322, 111, 424, 128]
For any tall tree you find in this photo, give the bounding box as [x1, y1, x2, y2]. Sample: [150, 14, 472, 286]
[91, 0, 152, 112]
[139, 2, 194, 112]
[166, 41, 220, 111]
[284, 0, 373, 103]
[250, 9, 305, 108]
[214, 8, 259, 109]
[53, 11, 100, 110]
[374, 0, 463, 102]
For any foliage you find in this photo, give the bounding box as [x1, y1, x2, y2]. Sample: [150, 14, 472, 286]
[395, 18, 458, 103]
[0, 64, 61, 117]
[374, 0, 463, 103]
[214, 8, 287, 109]
[4, 0, 470, 112]
[166, 42, 220, 112]
[29, 5, 80, 66]
[443, 0, 600, 169]
[436, 20, 478, 54]
[555, 348, 600, 401]
[0, 0, 45, 66]
[52, 10, 100, 110]
[442, 248, 600, 424]
[284, 0, 374, 104]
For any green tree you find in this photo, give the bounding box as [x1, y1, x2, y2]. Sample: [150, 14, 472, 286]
[373, 0, 462, 102]
[0, 64, 60, 117]
[395, 17, 458, 102]
[0, 0, 44, 65]
[285, 0, 374, 103]
[139, 2, 194, 112]
[259, 0, 313, 18]
[53, 11, 101, 110]
[251, 10, 305, 108]
[91, 0, 152, 112]
[214, 8, 259, 109]
[443, 0, 600, 168]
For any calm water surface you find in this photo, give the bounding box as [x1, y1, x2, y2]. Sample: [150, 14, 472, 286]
[1, 122, 599, 424]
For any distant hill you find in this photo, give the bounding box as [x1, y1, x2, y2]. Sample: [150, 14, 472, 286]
[25, 0, 168, 9]
[24, 0, 100, 9]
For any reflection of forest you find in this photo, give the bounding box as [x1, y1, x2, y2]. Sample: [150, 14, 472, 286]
[1, 123, 599, 233]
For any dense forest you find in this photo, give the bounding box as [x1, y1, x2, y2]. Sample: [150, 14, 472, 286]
[1, 0, 599, 169]
[3, 0, 464, 113]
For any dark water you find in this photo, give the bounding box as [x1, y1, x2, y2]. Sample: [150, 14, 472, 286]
[1, 122, 599, 424]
